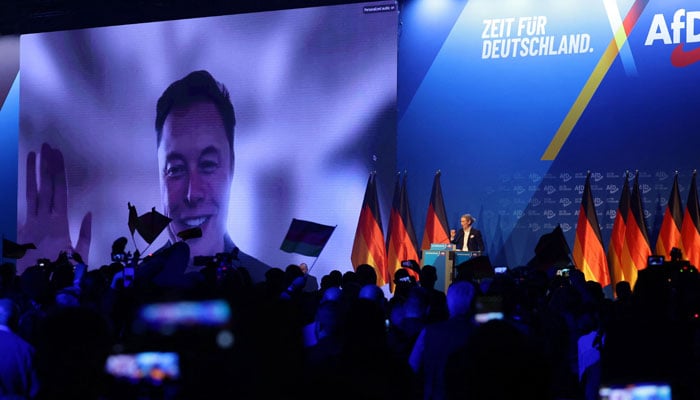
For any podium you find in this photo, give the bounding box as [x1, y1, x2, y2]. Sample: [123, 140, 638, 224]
[422, 244, 483, 292]
[422, 245, 451, 293]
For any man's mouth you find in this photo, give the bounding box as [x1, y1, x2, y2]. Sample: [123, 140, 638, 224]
[181, 216, 209, 228]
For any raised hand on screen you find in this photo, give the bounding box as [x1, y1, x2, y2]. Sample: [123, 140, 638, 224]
[18, 143, 92, 272]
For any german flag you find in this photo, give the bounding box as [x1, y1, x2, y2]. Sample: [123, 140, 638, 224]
[573, 172, 610, 286]
[607, 173, 630, 290]
[387, 172, 420, 290]
[420, 170, 451, 250]
[655, 173, 683, 259]
[681, 171, 700, 268]
[351, 172, 388, 286]
[621, 171, 651, 288]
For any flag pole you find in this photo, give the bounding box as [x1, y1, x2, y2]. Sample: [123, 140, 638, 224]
[308, 225, 337, 274]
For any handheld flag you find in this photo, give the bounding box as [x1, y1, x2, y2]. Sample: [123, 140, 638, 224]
[280, 218, 336, 257]
[137, 208, 172, 245]
[351, 173, 388, 286]
[127, 204, 171, 245]
[128, 202, 139, 236]
[573, 173, 610, 286]
[421, 170, 451, 250]
[2, 238, 36, 260]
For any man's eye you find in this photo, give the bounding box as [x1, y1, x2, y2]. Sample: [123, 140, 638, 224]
[199, 160, 219, 174]
[165, 164, 186, 178]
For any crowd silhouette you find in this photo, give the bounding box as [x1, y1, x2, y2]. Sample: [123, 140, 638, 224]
[0, 240, 698, 400]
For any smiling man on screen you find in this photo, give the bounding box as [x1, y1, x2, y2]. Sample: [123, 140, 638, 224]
[155, 70, 270, 282]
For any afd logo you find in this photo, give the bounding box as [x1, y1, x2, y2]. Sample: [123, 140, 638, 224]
[607, 184, 619, 194]
[560, 223, 573, 232]
[606, 209, 617, 220]
[544, 209, 556, 219]
[645, 9, 700, 67]
[655, 171, 670, 181]
[544, 185, 557, 195]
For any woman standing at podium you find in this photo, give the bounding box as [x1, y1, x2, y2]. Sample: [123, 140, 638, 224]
[450, 214, 485, 252]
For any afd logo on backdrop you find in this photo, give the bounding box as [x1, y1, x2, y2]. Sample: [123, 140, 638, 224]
[655, 171, 670, 181]
[529, 173, 543, 183]
[606, 209, 617, 220]
[645, 9, 700, 67]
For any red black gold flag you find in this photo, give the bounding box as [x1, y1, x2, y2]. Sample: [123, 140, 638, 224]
[681, 171, 700, 268]
[387, 173, 420, 290]
[608, 173, 630, 291]
[621, 172, 651, 288]
[421, 171, 451, 250]
[573, 173, 610, 286]
[351, 173, 388, 286]
[655, 173, 683, 259]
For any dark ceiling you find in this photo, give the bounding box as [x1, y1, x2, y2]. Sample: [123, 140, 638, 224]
[0, 0, 370, 35]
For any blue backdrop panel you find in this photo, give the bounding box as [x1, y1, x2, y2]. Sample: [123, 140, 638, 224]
[399, 0, 700, 267]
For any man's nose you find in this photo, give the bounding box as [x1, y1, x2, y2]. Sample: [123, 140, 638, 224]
[186, 171, 205, 205]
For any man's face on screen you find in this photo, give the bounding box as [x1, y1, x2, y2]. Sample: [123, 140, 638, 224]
[158, 101, 233, 258]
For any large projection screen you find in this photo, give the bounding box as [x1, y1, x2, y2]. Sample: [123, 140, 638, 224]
[18, 2, 398, 277]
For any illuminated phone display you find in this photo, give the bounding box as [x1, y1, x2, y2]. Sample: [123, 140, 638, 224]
[106, 352, 180, 382]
